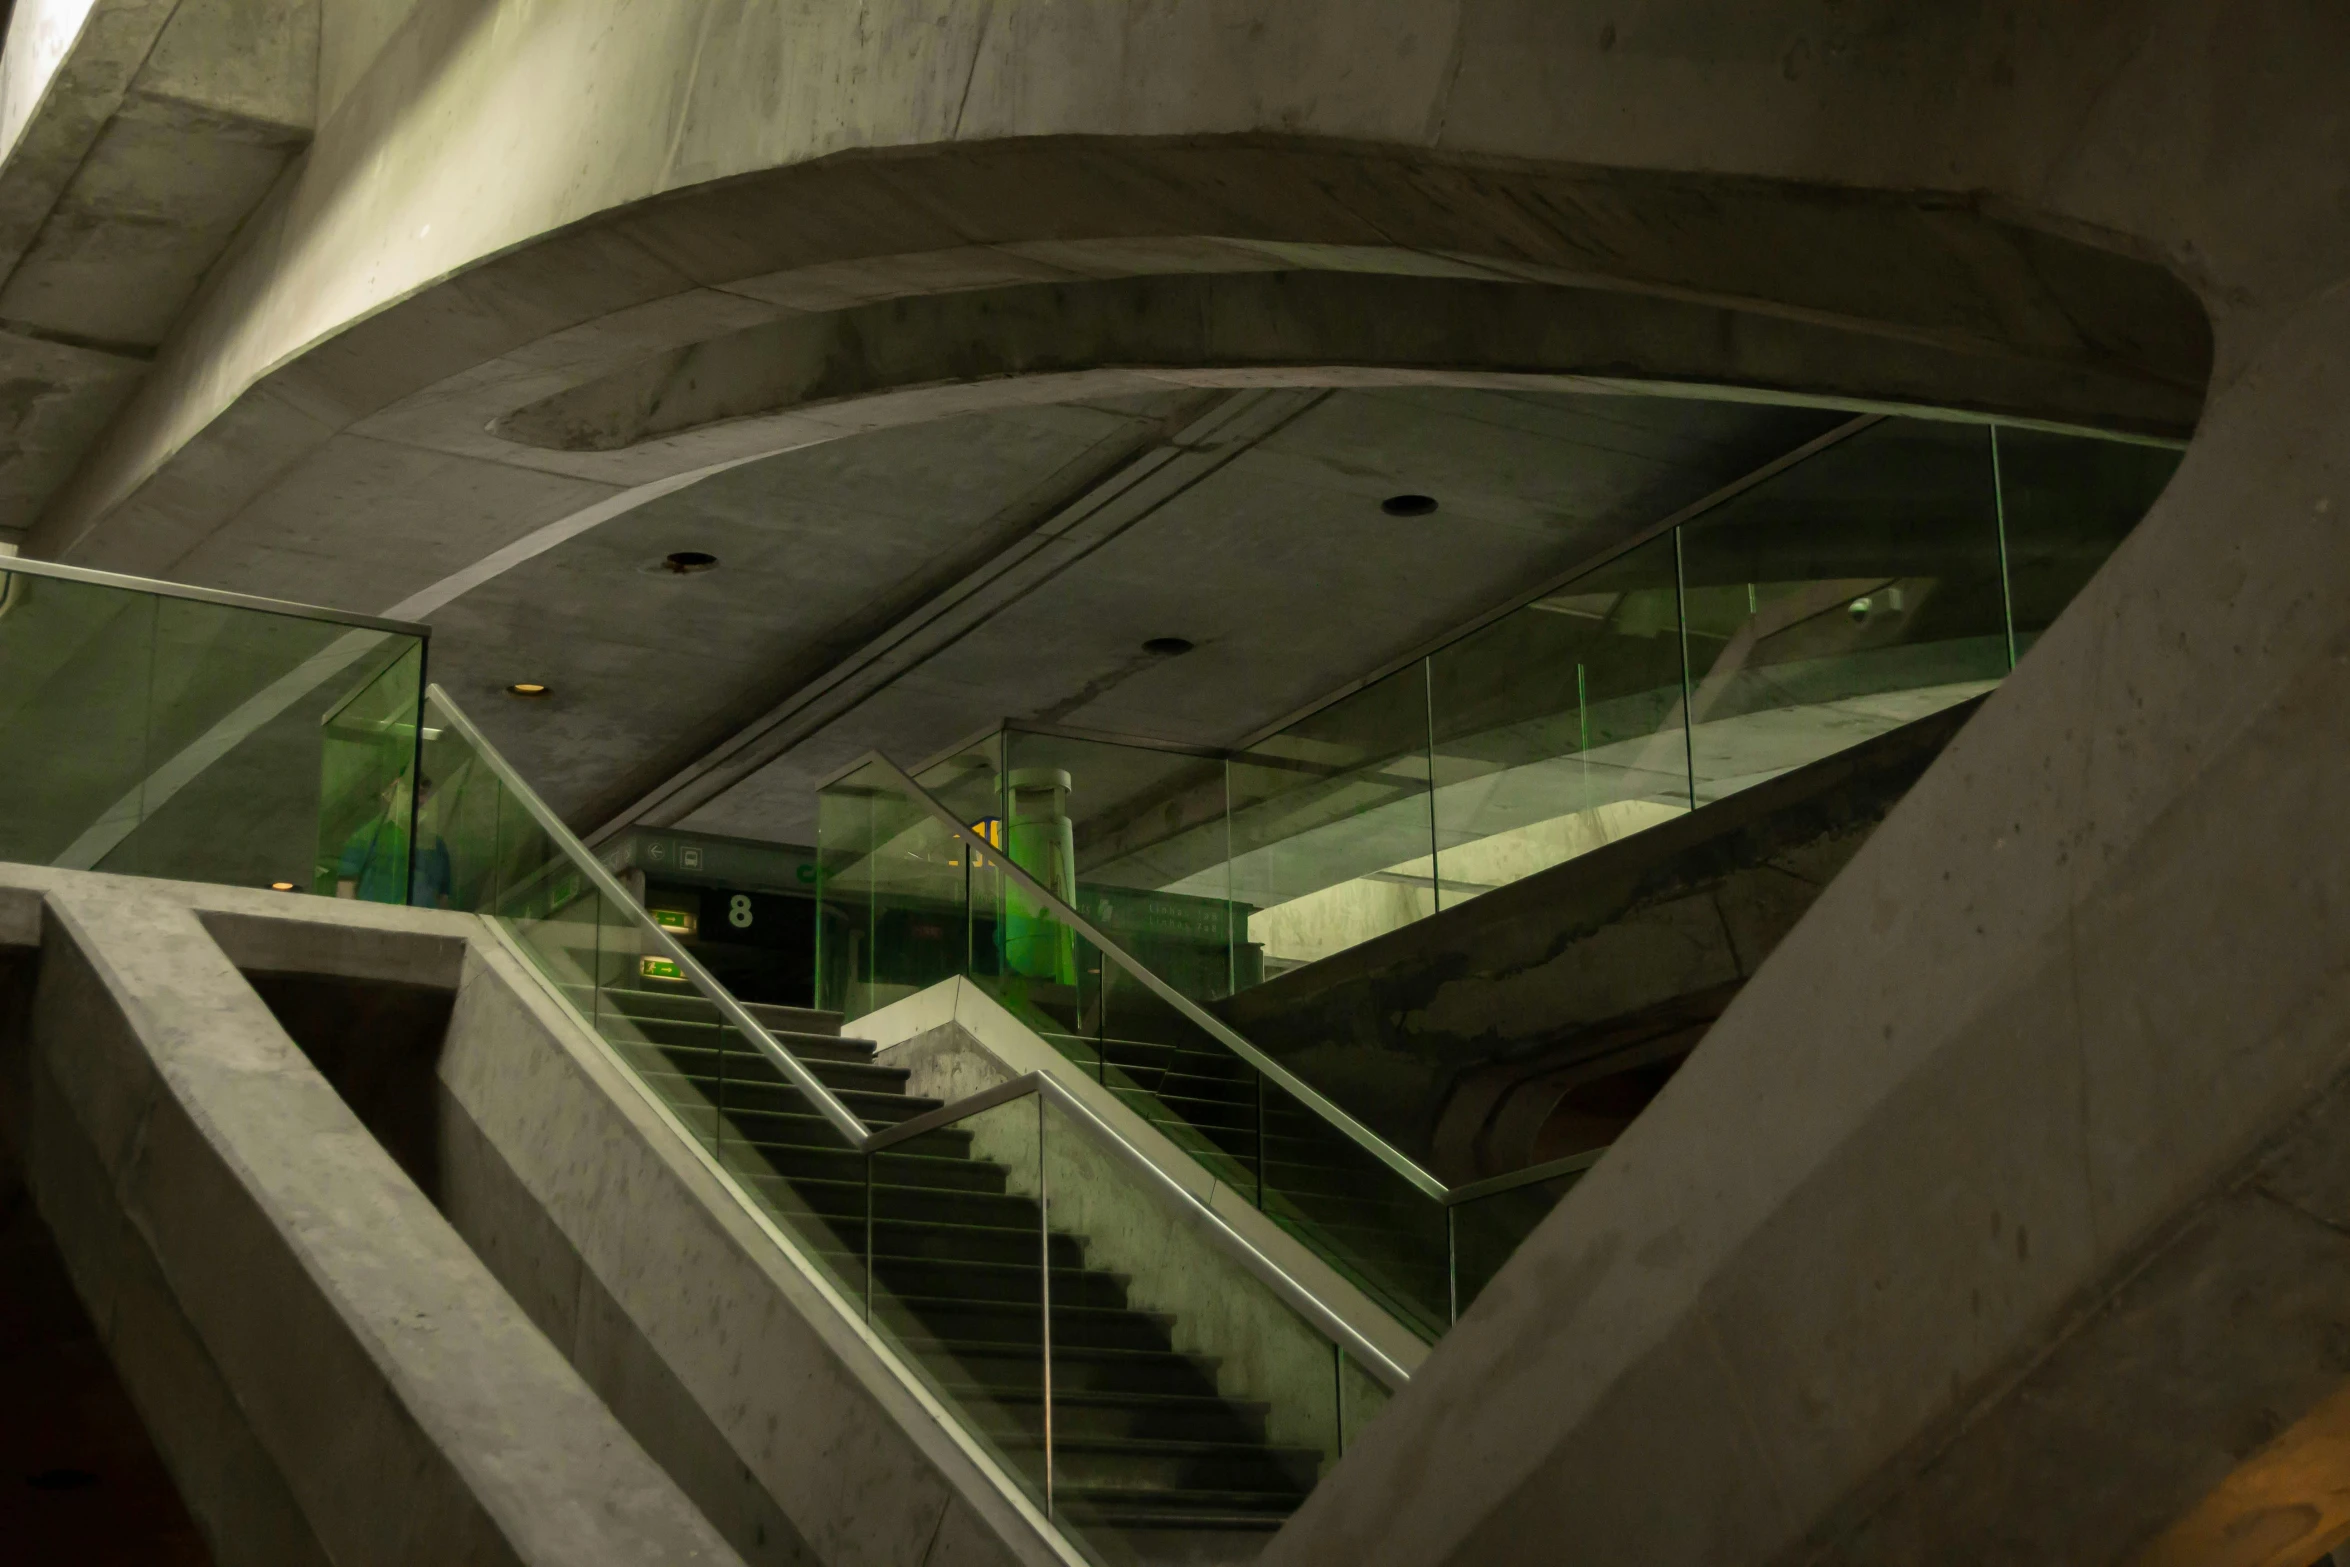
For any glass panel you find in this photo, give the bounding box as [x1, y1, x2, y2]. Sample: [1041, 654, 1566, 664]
[815, 758, 973, 1024]
[1337, 1347, 1393, 1456]
[0, 568, 157, 867]
[1425, 532, 1691, 907]
[0, 563, 426, 895]
[998, 729, 1237, 1003]
[1996, 426, 2184, 656]
[1255, 1077, 1453, 1341]
[1448, 1163, 1595, 1315]
[1038, 1090, 1337, 1553]
[1224, 662, 1439, 985]
[1673, 418, 2009, 806]
[316, 641, 429, 903]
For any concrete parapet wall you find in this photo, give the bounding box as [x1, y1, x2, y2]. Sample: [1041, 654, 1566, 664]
[433, 930, 1068, 1567]
[0, 865, 741, 1566]
[0, 865, 1077, 1566]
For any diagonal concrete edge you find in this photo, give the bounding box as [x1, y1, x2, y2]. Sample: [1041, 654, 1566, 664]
[436, 921, 1078, 1567]
[1257, 276, 2350, 1566]
[17, 874, 742, 1566]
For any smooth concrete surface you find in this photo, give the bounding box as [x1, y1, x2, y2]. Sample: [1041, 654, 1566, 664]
[0, 0, 314, 545]
[0, 863, 743, 1566]
[435, 925, 1076, 1567]
[1221, 697, 1981, 1177]
[865, 976, 1428, 1383]
[1241, 8, 2350, 1560]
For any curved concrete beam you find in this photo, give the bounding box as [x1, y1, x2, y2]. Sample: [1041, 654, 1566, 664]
[489, 270, 2199, 456]
[17, 2, 2207, 596]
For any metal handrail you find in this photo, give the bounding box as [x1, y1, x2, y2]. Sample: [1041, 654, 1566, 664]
[1439, 1146, 1607, 1206]
[428, 683, 1413, 1388]
[429, 685, 874, 1147]
[0, 551, 433, 636]
[859, 752, 1455, 1199]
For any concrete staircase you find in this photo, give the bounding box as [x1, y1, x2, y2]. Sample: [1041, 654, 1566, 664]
[575, 985, 1322, 1558]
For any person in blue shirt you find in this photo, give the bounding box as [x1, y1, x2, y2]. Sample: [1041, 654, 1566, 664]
[334, 772, 453, 907]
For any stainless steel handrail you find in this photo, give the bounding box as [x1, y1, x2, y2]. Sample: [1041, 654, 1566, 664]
[429, 683, 1414, 1388]
[0, 552, 433, 636]
[429, 685, 874, 1147]
[1439, 1146, 1607, 1206]
[859, 752, 1454, 1199]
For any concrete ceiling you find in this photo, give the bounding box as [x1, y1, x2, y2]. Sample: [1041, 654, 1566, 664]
[422, 384, 1845, 844]
[0, 0, 315, 545]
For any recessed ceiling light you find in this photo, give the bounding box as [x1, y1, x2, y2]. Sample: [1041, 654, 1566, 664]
[1142, 636, 1195, 657]
[1381, 494, 1438, 517]
[506, 682, 550, 698]
[662, 550, 719, 574]
[268, 881, 296, 892]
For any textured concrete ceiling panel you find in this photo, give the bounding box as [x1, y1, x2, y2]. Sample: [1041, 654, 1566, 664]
[645, 386, 1842, 845]
[423, 393, 1203, 821]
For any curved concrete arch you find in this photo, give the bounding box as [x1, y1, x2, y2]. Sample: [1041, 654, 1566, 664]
[25, 119, 2208, 592]
[487, 269, 2201, 457]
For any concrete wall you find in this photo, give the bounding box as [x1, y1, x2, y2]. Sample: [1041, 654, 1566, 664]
[1240, 8, 2350, 1564]
[1221, 697, 1980, 1177]
[0, 864, 742, 1567]
[429, 932, 1072, 1567]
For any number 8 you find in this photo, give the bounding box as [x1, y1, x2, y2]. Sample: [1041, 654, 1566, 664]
[728, 893, 753, 929]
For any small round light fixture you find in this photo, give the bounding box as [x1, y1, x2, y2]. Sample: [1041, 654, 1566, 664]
[1381, 494, 1438, 517]
[506, 682, 551, 699]
[1142, 636, 1194, 657]
[268, 880, 297, 892]
[662, 550, 719, 574]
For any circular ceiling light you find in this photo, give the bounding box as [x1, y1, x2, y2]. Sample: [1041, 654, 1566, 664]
[268, 881, 296, 892]
[1142, 636, 1195, 656]
[506, 682, 551, 698]
[662, 550, 719, 574]
[1381, 494, 1438, 517]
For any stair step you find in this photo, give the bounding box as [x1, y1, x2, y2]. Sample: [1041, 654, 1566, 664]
[879, 1296, 1178, 1352]
[956, 1389, 1272, 1445]
[1002, 1434, 1321, 1495]
[892, 1337, 1226, 1399]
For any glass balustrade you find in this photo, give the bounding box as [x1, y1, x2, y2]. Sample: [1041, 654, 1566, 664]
[819, 753, 1559, 1340]
[427, 687, 1398, 1561]
[814, 413, 2184, 1338]
[0, 556, 428, 898]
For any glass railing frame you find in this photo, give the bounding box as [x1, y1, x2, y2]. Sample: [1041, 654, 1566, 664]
[427, 683, 1414, 1395]
[860, 1067, 1418, 1387]
[427, 685, 874, 1147]
[836, 751, 1636, 1329]
[0, 552, 432, 636]
[851, 751, 1452, 1199]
